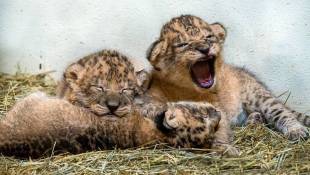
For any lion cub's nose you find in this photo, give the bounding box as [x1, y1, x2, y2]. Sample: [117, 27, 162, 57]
[102, 93, 120, 113]
[196, 46, 209, 54]
[106, 99, 120, 112]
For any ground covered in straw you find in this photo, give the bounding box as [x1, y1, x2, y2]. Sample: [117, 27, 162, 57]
[0, 72, 309, 174]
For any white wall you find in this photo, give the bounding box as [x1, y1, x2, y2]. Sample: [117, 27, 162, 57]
[1, 0, 310, 112]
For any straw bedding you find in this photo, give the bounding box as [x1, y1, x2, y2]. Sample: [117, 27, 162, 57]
[0, 72, 309, 174]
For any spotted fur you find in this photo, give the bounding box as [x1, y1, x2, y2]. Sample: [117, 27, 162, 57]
[147, 15, 309, 141]
[0, 92, 225, 158]
[0, 50, 235, 158]
[57, 50, 142, 117]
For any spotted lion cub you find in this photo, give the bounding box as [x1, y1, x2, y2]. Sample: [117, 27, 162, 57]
[57, 50, 142, 117]
[0, 92, 224, 158]
[147, 15, 309, 141]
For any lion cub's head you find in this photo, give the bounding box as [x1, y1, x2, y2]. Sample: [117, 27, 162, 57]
[148, 15, 226, 91]
[59, 50, 150, 117]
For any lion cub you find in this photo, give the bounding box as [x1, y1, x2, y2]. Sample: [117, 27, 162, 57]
[147, 15, 309, 141]
[0, 92, 223, 158]
[56, 50, 141, 117]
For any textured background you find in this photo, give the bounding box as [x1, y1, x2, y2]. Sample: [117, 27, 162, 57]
[0, 0, 309, 111]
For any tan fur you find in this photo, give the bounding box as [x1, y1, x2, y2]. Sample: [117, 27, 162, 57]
[0, 92, 224, 158]
[56, 50, 142, 117]
[147, 15, 309, 141]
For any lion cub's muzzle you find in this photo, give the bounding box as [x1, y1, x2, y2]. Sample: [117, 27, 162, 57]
[99, 92, 132, 117]
[195, 44, 210, 55]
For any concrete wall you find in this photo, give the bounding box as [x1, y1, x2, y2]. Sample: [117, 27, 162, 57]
[1, 0, 310, 112]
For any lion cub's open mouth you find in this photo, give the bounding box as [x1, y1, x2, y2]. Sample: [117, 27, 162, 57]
[190, 57, 215, 89]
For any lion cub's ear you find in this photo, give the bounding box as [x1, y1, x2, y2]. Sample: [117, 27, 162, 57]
[64, 63, 84, 83]
[146, 39, 168, 70]
[210, 23, 226, 43]
[136, 69, 152, 93]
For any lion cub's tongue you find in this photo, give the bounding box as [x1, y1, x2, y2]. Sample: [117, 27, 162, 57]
[192, 61, 213, 88]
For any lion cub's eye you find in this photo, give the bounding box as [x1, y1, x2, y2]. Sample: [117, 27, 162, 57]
[96, 87, 105, 92]
[90, 85, 106, 92]
[205, 35, 217, 42]
[121, 88, 135, 97]
[175, 42, 189, 48]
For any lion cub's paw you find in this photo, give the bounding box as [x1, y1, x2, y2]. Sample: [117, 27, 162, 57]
[284, 123, 309, 141]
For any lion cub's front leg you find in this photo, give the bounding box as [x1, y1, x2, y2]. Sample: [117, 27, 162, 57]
[211, 112, 240, 156]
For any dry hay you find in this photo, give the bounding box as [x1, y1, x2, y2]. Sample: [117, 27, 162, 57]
[0, 72, 309, 175]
